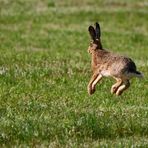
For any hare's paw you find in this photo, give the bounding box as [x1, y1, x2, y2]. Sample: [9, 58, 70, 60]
[115, 80, 130, 96]
[111, 79, 123, 95]
[116, 91, 123, 96]
[87, 84, 95, 95]
[111, 86, 118, 94]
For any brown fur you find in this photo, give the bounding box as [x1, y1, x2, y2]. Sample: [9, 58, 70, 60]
[87, 22, 143, 96]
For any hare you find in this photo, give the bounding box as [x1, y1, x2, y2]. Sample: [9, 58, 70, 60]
[87, 22, 143, 96]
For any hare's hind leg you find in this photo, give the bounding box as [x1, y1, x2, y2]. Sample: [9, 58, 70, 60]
[116, 80, 130, 96]
[87, 73, 102, 95]
[111, 78, 123, 94]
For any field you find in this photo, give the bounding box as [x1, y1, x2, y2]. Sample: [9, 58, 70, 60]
[0, 0, 148, 147]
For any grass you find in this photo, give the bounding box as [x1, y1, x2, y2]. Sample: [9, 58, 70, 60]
[0, 0, 148, 147]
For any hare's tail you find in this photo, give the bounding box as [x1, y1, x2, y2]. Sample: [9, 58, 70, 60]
[131, 71, 144, 78]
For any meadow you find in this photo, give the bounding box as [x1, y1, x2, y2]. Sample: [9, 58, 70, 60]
[0, 0, 148, 147]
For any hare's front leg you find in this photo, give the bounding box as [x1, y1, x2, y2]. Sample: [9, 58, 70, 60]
[116, 80, 130, 96]
[87, 73, 102, 95]
[111, 78, 123, 94]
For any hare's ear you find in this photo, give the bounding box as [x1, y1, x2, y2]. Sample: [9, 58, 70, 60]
[95, 22, 101, 39]
[88, 26, 96, 41]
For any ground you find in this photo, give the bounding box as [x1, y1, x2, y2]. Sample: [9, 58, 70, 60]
[0, 0, 148, 147]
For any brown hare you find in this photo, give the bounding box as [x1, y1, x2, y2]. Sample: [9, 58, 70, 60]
[87, 22, 143, 96]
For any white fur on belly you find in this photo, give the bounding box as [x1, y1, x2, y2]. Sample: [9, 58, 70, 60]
[101, 70, 111, 77]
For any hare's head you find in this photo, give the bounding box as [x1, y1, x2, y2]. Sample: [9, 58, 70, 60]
[88, 22, 103, 54]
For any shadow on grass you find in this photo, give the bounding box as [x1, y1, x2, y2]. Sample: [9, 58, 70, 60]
[62, 110, 147, 141]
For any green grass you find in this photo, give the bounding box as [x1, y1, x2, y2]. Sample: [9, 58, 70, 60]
[0, 0, 148, 147]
